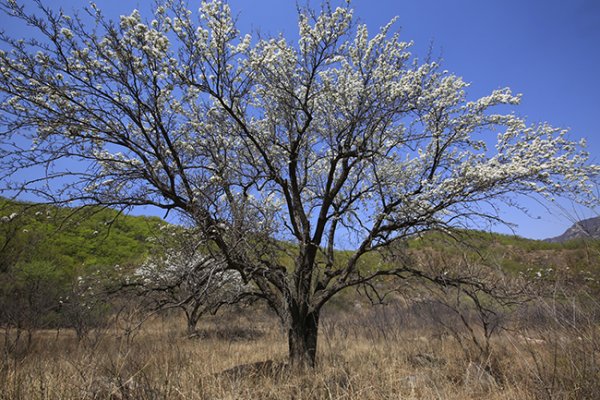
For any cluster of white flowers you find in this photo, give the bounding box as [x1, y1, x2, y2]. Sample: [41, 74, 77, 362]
[60, 27, 73, 40]
[298, 5, 352, 57]
[0, 212, 18, 223]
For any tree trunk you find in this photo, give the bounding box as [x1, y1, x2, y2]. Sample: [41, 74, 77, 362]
[186, 315, 198, 336]
[184, 305, 202, 336]
[288, 310, 319, 370]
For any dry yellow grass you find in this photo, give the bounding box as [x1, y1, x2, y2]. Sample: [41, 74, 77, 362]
[0, 305, 598, 400]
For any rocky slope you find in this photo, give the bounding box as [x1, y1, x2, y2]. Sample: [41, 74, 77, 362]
[546, 216, 600, 242]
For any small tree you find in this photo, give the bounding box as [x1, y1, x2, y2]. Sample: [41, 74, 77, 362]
[0, 260, 68, 351]
[420, 249, 528, 364]
[60, 272, 113, 343]
[0, 0, 597, 368]
[0, 205, 70, 351]
[133, 227, 246, 335]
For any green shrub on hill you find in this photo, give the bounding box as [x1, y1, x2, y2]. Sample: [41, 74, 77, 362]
[0, 198, 165, 332]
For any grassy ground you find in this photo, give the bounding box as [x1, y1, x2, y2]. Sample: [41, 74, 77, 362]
[2, 302, 598, 400]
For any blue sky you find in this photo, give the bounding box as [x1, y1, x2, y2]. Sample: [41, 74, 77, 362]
[2, 0, 599, 239]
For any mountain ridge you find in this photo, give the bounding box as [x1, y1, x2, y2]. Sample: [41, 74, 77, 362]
[546, 216, 600, 243]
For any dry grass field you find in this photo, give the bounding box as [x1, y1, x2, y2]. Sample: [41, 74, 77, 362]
[1, 299, 598, 400]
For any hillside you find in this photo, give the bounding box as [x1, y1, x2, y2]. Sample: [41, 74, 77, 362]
[0, 198, 170, 333]
[1, 198, 598, 290]
[406, 230, 599, 287]
[0, 198, 165, 273]
[546, 216, 600, 242]
[1, 198, 599, 339]
[0, 198, 600, 269]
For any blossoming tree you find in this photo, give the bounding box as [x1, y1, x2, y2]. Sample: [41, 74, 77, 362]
[0, 0, 597, 367]
[132, 226, 246, 335]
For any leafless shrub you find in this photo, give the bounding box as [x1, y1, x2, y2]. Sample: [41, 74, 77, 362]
[518, 290, 600, 400]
